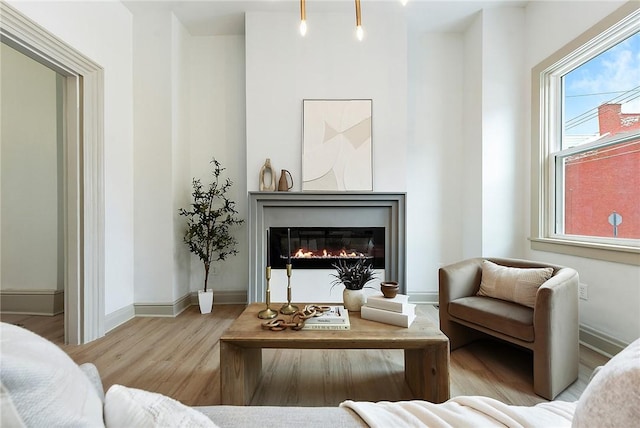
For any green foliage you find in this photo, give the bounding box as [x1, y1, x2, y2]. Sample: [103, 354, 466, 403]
[178, 158, 244, 292]
[330, 258, 377, 291]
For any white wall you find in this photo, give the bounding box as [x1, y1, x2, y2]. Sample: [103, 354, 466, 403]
[244, 8, 408, 193]
[406, 32, 464, 296]
[7, 0, 135, 315]
[1, 43, 61, 292]
[133, 10, 179, 304]
[524, 0, 640, 344]
[461, 14, 484, 259]
[481, 7, 526, 257]
[171, 13, 192, 301]
[188, 35, 247, 294]
[133, 14, 248, 301]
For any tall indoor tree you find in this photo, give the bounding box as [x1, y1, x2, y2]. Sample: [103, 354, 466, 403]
[179, 158, 244, 313]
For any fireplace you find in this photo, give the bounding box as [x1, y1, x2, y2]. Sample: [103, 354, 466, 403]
[248, 192, 406, 303]
[269, 227, 385, 269]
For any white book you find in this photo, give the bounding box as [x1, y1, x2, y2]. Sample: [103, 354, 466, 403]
[361, 304, 416, 328]
[302, 317, 351, 330]
[366, 293, 410, 313]
[303, 306, 349, 325]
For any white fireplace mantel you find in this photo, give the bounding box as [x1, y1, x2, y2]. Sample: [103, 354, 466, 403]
[247, 192, 407, 304]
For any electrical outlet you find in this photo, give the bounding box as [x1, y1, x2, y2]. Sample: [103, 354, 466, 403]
[579, 283, 588, 300]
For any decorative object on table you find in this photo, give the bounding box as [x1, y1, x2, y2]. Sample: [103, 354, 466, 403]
[361, 293, 416, 328]
[280, 228, 299, 315]
[260, 304, 350, 331]
[330, 258, 377, 312]
[258, 228, 278, 319]
[259, 158, 276, 191]
[302, 99, 373, 191]
[302, 305, 350, 330]
[380, 281, 400, 298]
[366, 292, 410, 313]
[277, 169, 293, 191]
[178, 158, 244, 314]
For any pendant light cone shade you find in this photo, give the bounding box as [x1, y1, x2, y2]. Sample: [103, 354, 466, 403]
[300, 0, 307, 36]
[355, 0, 363, 40]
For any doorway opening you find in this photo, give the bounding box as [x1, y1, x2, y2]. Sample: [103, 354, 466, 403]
[0, 2, 105, 344]
[0, 42, 65, 341]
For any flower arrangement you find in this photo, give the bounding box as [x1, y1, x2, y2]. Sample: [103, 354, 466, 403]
[330, 258, 377, 291]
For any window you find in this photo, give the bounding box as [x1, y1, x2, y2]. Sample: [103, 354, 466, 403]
[531, 4, 640, 264]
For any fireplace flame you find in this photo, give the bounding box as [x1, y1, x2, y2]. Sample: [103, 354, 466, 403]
[288, 248, 370, 259]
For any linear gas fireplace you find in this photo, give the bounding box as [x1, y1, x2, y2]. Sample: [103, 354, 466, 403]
[248, 192, 406, 303]
[270, 227, 385, 269]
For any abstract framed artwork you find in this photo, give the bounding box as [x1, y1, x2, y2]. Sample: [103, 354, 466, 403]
[302, 99, 372, 191]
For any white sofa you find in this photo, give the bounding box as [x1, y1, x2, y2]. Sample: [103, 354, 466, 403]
[1, 322, 638, 427]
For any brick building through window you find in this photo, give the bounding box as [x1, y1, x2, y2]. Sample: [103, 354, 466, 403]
[564, 104, 640, 239]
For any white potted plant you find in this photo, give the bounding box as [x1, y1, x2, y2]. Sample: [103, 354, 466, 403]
[179, 158, 244, 314]
[330, 258, 378, 312]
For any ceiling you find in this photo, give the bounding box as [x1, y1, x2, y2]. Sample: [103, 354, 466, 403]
[122, 0, 529, 36]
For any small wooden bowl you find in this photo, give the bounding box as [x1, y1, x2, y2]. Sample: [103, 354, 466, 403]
[380, 281, 399, 298]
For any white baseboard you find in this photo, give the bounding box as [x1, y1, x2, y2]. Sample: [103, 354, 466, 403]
[579, 324, 628, 358]
[132, 290, 248, 316]
[134, 293, 193, 317]
[408, 292, 438, 304]
[105, 304, 135, 333]
[193, 290, 247, 305]
[0, 289, 64, 315]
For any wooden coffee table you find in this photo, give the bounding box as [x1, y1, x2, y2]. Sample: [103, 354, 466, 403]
[220, 303, 450, 405]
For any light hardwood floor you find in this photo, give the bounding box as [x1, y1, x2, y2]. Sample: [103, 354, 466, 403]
[1, 304, 609, 407]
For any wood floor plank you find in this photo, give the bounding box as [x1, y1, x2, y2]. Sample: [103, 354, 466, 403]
[1, 304, 609, 407]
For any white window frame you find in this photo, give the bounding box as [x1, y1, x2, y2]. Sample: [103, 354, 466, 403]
[530, 2, 640, 265]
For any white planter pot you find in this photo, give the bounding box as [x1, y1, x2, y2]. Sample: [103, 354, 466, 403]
[343, 288, 366, 312]
[198, 290, 214, 314]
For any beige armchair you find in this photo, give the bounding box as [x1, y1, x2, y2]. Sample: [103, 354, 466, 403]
[439, 257, 579, 400]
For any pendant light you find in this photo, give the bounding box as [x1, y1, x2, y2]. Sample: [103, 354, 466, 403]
[355, 0, 363, 41]
[300, 0, 307, 36]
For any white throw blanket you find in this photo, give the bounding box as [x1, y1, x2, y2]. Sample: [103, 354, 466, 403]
[341, 396, 576, 428]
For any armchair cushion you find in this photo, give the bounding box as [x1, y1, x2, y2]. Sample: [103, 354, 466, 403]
[477, 260, 553, 308]
[449, 296, 534, 342]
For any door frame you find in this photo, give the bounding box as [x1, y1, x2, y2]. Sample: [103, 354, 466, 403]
[1, 2, 105, 344]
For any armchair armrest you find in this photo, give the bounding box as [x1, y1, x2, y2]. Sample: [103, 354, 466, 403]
[534, 267, 579, 333]
[533, 266, 580, 398]
[438, 258, 483, 304]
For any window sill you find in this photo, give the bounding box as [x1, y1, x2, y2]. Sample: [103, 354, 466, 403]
[529, 237, 640, 266]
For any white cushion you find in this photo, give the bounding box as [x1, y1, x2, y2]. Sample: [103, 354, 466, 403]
[477, 260, 553, 308]
[0, 322, 104, 427]
[572, 338, 640, 427]
[1, 382, 25, 427]
[104, 384, 218, 428]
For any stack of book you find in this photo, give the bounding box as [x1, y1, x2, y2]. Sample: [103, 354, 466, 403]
[301, 305, 350, 330]
[361, 293, 416, 327]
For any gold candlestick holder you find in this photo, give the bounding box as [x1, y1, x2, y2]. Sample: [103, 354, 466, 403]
[280, 263, 298, 315]
[258, 267, 278, 319]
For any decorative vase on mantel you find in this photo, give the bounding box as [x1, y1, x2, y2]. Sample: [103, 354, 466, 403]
[343, 288, 366, 312]
[259, 158, 276, 191]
